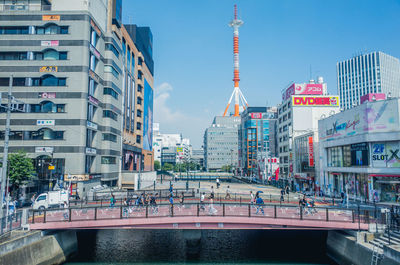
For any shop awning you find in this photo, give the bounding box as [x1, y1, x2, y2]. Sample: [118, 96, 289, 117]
[330, 172, 340, 175]
[375, 180, 400, 184]
[370, 174, 400, 178]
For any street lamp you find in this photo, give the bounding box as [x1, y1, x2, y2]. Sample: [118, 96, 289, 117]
[230, 149, 233, 176]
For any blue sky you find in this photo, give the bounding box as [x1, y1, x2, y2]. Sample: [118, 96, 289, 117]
[123, 0, 400, 148]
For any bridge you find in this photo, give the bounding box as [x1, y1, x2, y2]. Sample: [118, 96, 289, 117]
[28, 203, 374, 231]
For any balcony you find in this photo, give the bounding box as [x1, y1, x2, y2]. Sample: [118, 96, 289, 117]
[0, 4, 51, 11]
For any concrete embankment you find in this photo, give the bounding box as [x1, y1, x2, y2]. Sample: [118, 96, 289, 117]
[327, 230, 400, 265]
[0, 230, 77, 265]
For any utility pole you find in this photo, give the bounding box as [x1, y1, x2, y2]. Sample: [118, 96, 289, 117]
[0, 76, 13, 219]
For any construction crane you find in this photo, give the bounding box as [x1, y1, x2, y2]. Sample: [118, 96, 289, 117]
[223, 4, 248, 117]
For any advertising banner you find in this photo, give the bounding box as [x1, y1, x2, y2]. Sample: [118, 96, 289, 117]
[41, 40, 59, 47]
[37, 120, 55, 126]
[320, 100, 400, 141]
[295, 84, 323, 95]
[142, 79, 153, 151]
[35, 147, 54, 153]
[42, 15, 60, 21]
[40, 66, 58, 72]
[386, 142, 400, 168]
[282, 83, 295, 101]
[39, 92, 56, 99]
[251, 113, 262, 119]
[292, 95, 339, 107]
[371, 143, 387, 168]
[64, 174, 89, 182]
[308, 136, 314, 167]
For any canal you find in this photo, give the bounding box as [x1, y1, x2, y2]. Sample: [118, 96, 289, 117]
[66, 229, 337, 264]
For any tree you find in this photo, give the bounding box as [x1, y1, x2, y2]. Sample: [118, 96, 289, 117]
[8, 151, 35, 194]
[162, 163, 174, 171]
[221, 165, 232, 172]
[154, 160, 161, 171]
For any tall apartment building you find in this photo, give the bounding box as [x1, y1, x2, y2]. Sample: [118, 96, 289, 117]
[278, 78, 340, 188]
[337, 51, 400, 110]
[238, 106, 277, 178]
[204, 116, 240, 171]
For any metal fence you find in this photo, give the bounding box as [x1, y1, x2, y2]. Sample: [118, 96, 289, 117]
[0, 212, 23, 236]
[28, 202, 383, 230]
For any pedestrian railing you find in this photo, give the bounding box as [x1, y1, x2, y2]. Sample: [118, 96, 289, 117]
[27, 202, 383, 229]
[0, 211, 23, 236]
[92, 188, 196, 201]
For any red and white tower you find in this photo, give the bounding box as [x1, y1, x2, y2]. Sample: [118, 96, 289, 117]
[223, 4, 248, 117]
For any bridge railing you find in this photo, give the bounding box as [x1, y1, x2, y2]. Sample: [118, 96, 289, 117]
[91, 188, 196, 201]
[27, 202, 385, 229]
[0, 212, 23, 236]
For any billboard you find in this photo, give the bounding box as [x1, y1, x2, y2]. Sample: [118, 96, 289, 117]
[371, 142, 400, 168]
[295, 83, 323, 95]
[251, 113, 262, 119]
[320, 99, 400, 141]
[282, 83, 324, 101]
[282, 83, 295, 101]
[292, 95, 339, 107]
[143, 78, 153, 151]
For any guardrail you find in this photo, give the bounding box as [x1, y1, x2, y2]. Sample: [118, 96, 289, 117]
[28, 202, 383, 230]
[0, 212, 23, 236]
[92, 188, 196, 201]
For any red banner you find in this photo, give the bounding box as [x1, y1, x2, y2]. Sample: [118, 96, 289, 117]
[308, 136, 314, 167]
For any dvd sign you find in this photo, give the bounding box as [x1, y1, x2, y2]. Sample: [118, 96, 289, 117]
[292, 96, 339, 107]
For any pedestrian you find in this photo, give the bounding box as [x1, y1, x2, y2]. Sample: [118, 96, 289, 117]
[256, 196, 265, 215]
[250, 191, 255, 206]
[169, 184, 174, 197]
[110, 194, 115, 208]
[63, 201, 69, 219]
[280, 188, 285, 202]
[169, 194, 174, 216]
[209, 186, 215, 199]
[30, 193, 36, 207]
[200, 192, 205, 211]
[216, 178, 220, 189]
[150, 193, 158, 214]
[225, 186, 231, 200]
[285, 185, 290, 195]
[179, 192, 185, 208]
[208, 198, 217, 215]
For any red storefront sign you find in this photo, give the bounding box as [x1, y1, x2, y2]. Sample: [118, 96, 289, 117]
[308, 136, 314, 167]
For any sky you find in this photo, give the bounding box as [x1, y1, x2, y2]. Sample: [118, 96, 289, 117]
[123, 0, 400, 148]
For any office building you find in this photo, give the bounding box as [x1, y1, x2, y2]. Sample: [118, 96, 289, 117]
[278, 78, 340, 188]
[238, 106, 278, 179]
[0, 0, 124, 195]
[337, 51, 400, 110]
[191, 148, 204, 169]
[319, 95, 400, 203]
[204, 116, 240, 171]
[120, 23, 154, 174]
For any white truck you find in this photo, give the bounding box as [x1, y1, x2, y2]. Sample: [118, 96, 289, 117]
[33, 190, 69, 210]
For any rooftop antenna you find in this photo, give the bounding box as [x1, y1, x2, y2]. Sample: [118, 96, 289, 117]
[223, 4, 248, 117]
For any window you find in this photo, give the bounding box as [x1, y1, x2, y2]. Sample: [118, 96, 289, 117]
[32, 75, 66, 86]
[137, 84, 143, 93]
[90, 55, 98, 71]
[35, 24, 68, 35]
[138, 70, 143, 79]
[0, 129, 64, 140]
[0, 26, 29, 34]
[87, 104, 97, 121]
[104, 65, 119, 78]
[136, 122, 141, 130]
[88, 79, 97, 96]
[29, 101, 65, 113]
[43, 49, 59, 60]
[34, 50, 67, 60]
[136, 109, 142, 117]
[85, 155, 94, 173]
[90, 29, 98, 47]
[136, 135, 141, 144]
[0, 52, 27, 60]
[105, 43, 119, 58]
[137, 97, 142, 105]
[103, 110, 118, 121]
[102, 133, 117, 142]
[86, 129, 96, 147]
[103, 87, 118, 99]
[101, 156, 116, 164]
[0, 78, 27, 86]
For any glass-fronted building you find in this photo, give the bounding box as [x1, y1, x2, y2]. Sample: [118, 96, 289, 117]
[337, 51, 400, 110]
[239, 107, 277, 179]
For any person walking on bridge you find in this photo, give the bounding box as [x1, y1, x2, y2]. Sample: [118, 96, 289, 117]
[225, 186, 231, 200]
[169, 194, 174, 216]
[250, 191, 255, 207]
[200, 192, 205, 211]
[110, 194, 115, 208]
[256, 196, 265, 215]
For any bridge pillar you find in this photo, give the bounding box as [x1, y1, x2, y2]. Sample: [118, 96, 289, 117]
[183, 230, 201, 257]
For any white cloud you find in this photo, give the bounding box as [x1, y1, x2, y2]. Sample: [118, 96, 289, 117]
[154, 82, 210, 148]
[154, 82, 186, 123]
